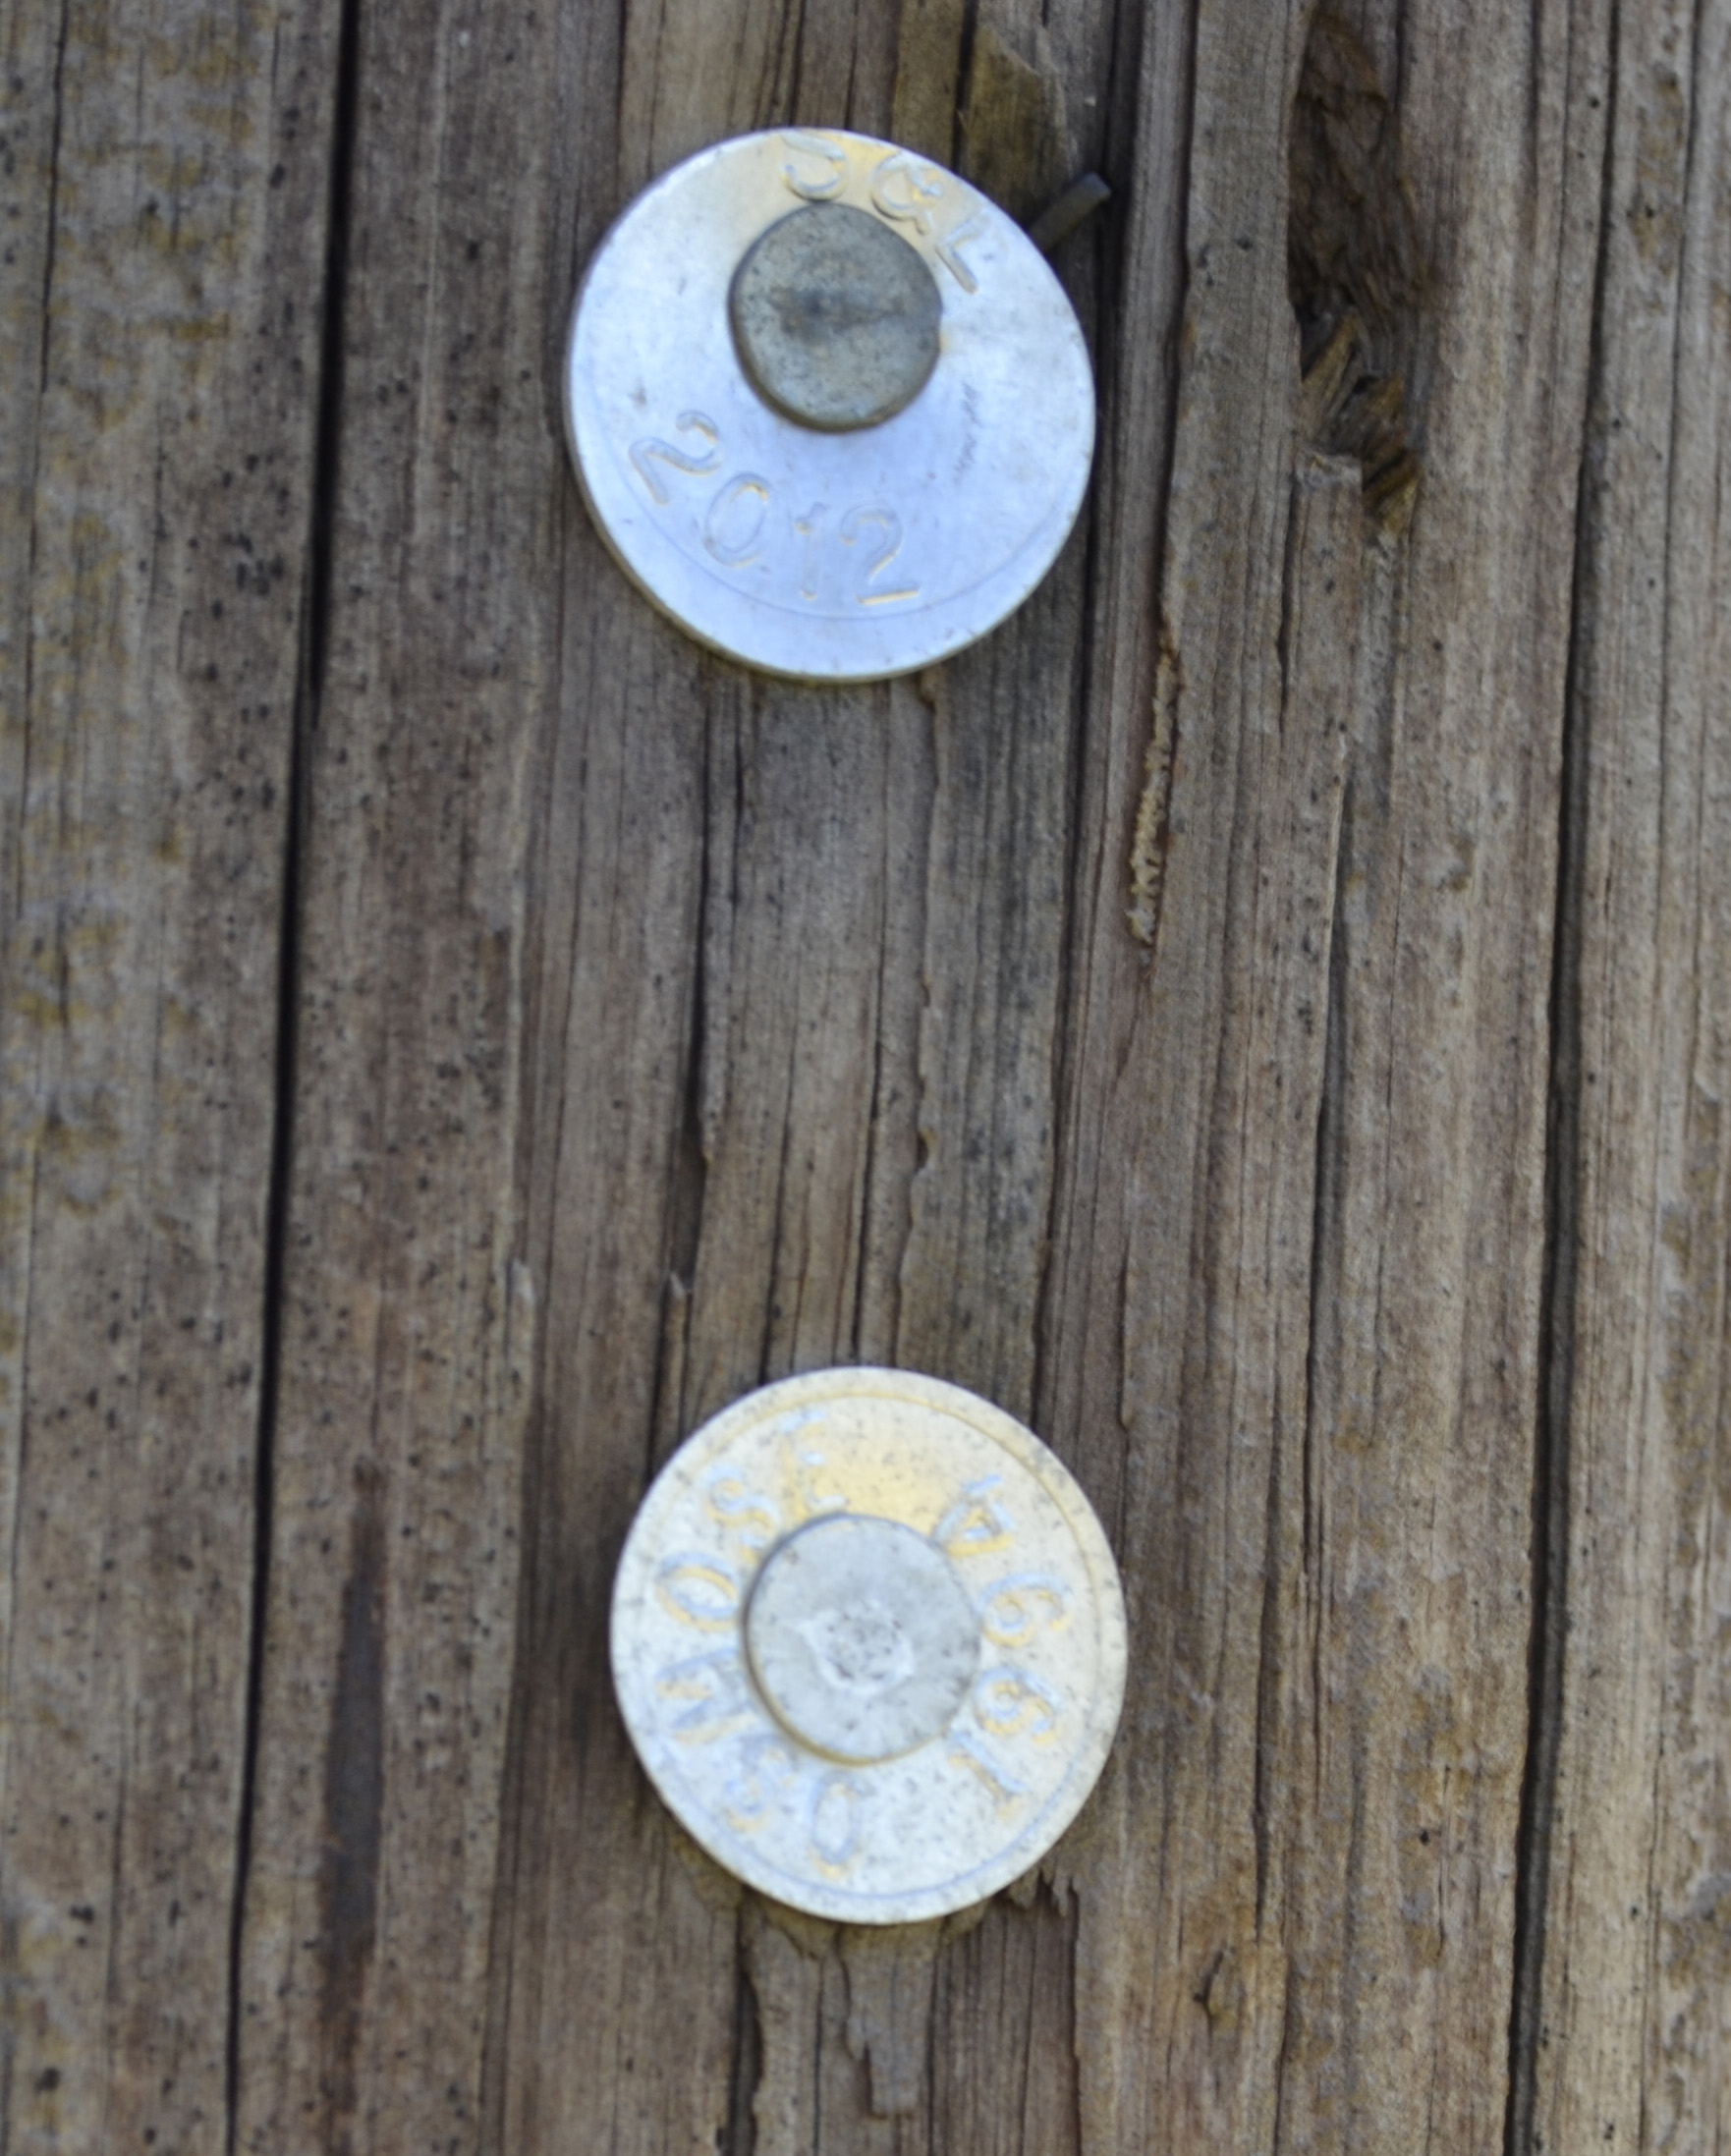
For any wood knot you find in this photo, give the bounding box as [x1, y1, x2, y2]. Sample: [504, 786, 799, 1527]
[1288, 13, 1424, 528]
[1297, 312, 1421, 529]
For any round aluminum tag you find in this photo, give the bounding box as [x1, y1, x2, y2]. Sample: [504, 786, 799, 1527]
[565, 131, 1095, 682]
[610, 1367, 1127, 1923]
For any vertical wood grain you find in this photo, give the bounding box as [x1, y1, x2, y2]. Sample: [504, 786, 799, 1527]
[3, 0, 1728, 2149]
[458, 4, 1137, 2151]
[1518, 2, 1731, 2147]
[1042, 0, 1612, 2146]
[231, 0, 555, 2144]
[0, 0, 338, 2146]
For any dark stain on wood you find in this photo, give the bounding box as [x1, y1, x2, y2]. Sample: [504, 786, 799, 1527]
[724, 1920, 762, 2156]
[957, 25, 1071, 225]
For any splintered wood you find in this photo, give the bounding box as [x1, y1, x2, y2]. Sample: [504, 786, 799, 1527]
[0, 0, 1724, 2149]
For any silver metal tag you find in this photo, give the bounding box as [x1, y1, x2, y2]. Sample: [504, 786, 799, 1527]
[565, 131, 1096, 682]
[610, 1367, 1127, 1923]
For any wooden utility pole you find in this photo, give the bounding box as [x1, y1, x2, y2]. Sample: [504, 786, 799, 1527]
[1, 0, 1726, 2148]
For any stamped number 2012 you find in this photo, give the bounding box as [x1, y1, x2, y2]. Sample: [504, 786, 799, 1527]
[628, 412, 919, 608]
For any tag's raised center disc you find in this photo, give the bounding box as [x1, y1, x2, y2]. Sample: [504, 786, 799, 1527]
[729, 203, 942, 431]
[745, 1514, 978, 1761]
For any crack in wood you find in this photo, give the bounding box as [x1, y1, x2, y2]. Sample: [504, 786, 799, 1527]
[222, 0, 363, 2141]
[1127, 624, 1182, 951]
[1503, 9, 1621, 2148]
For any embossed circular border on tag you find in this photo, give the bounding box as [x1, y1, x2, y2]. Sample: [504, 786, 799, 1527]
[610, 1367, 1127, 1923]
[564, 131, 1095, 683]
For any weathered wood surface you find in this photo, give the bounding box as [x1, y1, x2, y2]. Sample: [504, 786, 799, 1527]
[1513, 7, 1731, 2149]
[0, 0, 337, 2145]
[0, 0, 1725, 2151]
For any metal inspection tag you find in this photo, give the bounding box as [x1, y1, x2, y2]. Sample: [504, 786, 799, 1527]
[565, 131, 1096, 683]
[610, 1367, 1126, 1923]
